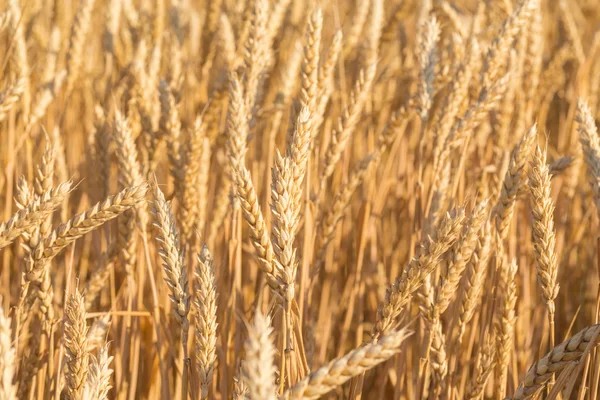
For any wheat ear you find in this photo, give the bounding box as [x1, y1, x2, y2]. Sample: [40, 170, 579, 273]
[63, 291, 90, 400]
[511, 324, 600, 399]
[82, 343, 113, 400]
[152, 183, 190, 351]
[576, 98, 600, 219]
[0, 304, 16, 399]
[241, 310, 277, 400]
[281, 328, 413, 400]
[0, 182, 71, 249]
[195, 245, 218, 399]
[494, 123, 537, 240]
[374, 209, 466, 337]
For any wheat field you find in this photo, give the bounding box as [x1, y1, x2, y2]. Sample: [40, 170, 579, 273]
[1, 0, 600, 399]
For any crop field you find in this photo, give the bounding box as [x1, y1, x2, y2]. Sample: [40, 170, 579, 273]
[1, 0, 600, 399]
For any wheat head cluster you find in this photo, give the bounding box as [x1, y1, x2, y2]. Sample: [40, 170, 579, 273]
[2, 0, 600, 399]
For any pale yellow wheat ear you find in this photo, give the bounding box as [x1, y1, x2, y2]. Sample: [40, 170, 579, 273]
[241, 310, 277, 400]
[374, 208, 466, 337]
[511, 323, 600, 400]
[320, 63, 377, 189]
[27, 183, 148, 284]
[300, 7, 323, 114]
[494, 256, 518, 399]
[82, 343, 114, 400]
[65, 0, 96, 94]
[281, 328, 413, 400]
[195, 245, 218, 399]
[576, 97, 600, 219]
[63, 290, 90, 400]
[494, 123, 537, 240]
[433, 199, 489, 317]
[415, 16, 440, 123]
[466, 333, 496, 400]
[152, 182, 190, 349]
[86, 314, 111, 352]
[0, 181, 72, 249]
[528, 145, 560, 346]
[0, 303, 16, 399]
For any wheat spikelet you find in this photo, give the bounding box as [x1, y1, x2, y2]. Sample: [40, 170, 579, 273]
[466, 333, 496, 400]
[495, 257, 518, 399]
[528, 145, 559, 314]
[82, 343, 113, 400]
[281, 328, 413, 400]
[480, 0, 536, 86]
[195, 245, 218, 399]
[241, 310, 277, 400]
[548, 156, 574, 176]
[286, 106, 312, 205]
[243, 0, 270, 116]
[429, 319, 448, 397]
[86, 315, 111, 352]
[0, 78, 25, 123]
[0, 304, 16, 399]
[63, 291, 90, 400]
[7, 0, 29, 107]
[374, 209, 466, 337]
[300, 8, 323, 114]
[28, 184, 148, 283]
[511, 324, 600, 399]
[344, 0, 370, 56]
[316, 30, 343, 120]
[227, 73, 249, 170]
[65, 0, 96, 94]
[84, 252, 115, 309]
[494, 123, 537, 240]
[271, 151, 299, 299]
[232, 164, 283, 294]
[315, 154, 376, 268]
[576, 98, 600, 218]
[26, 70, 66, 132]
[180, 116, 207, 241]
[320, 64, 377, 186]
[415, 16, 440, 122]
[152, 183, 189, 343]
[434, 199, 488, 317]
[455, 222, 493, 342]
[0, 182, 71, 249]
[159, 81, 184, 190]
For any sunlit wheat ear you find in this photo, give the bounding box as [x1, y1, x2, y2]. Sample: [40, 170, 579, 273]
[152, 183, 189, 345]
[281, 328, 413, 400]
[528, 145, 559, 313]
[374, 208, 466, 337]
[494, 123, 537, 240]
[63, 291, 90, 400]
[0, 181, 72, 249]
[241, 311, 277, 400]
[512, 323, 600, 400]
[83, 343, 114, 400]
[576, 97, 600, 218]
[494, 257, 518, 399]
[466, 333, 495, 400]
[195, 245, 218, 399]
[0, 304, 16, 399]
